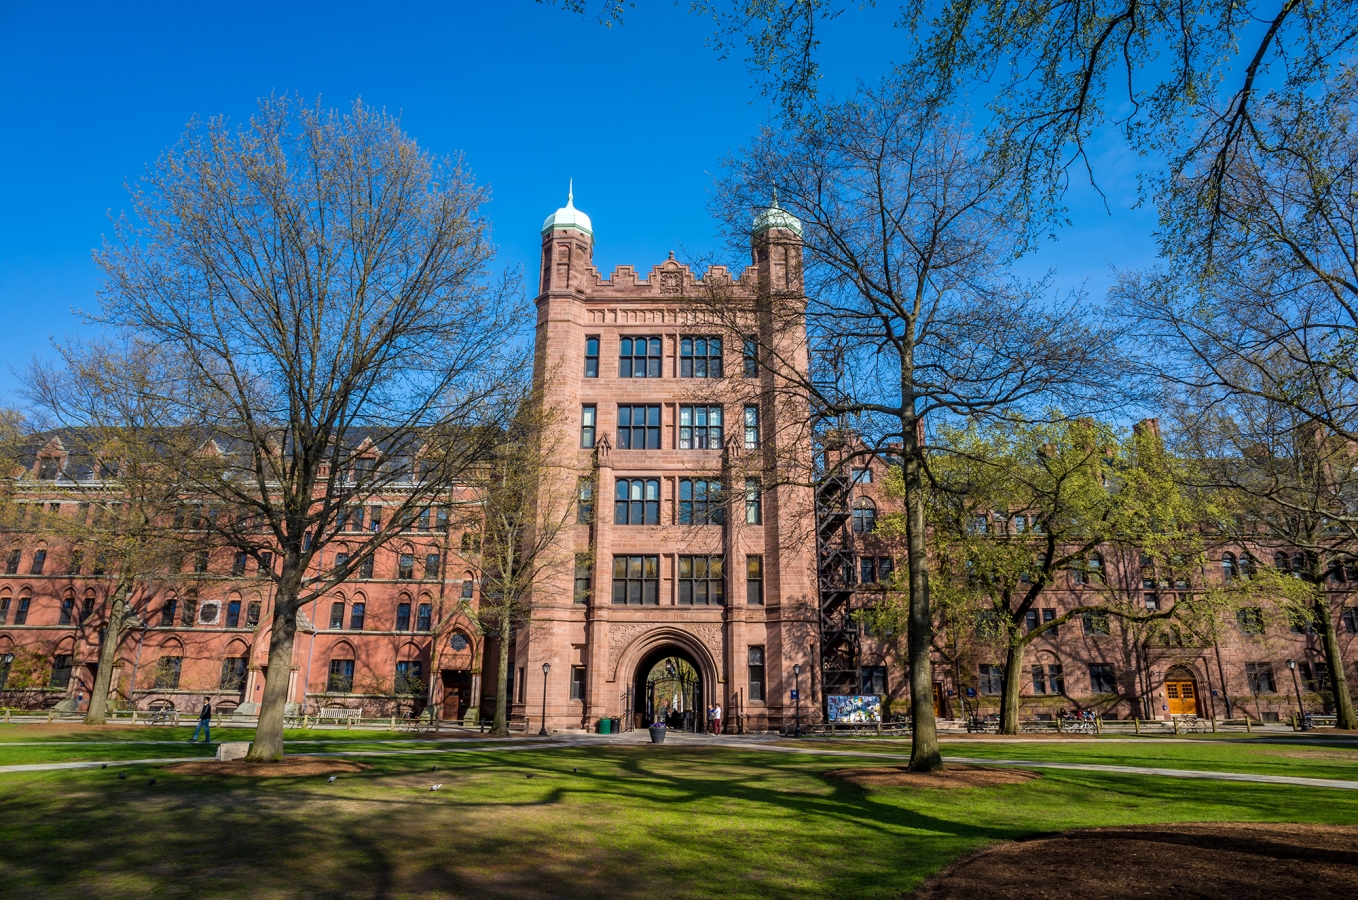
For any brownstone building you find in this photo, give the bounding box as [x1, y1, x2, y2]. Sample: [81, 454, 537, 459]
[0, 190, 1355, 729]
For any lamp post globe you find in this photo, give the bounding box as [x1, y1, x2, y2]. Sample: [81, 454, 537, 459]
[539, 663, 551, 736]
[1286, 658, 1308, 731]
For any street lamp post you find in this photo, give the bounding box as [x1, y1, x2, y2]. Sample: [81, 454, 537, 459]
[1286, 659, 1308, 731]
[539, 663, 551, 736]
[793, 664, 801, 737]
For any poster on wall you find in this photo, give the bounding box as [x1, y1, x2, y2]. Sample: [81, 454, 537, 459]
[827, 694, 882, 723]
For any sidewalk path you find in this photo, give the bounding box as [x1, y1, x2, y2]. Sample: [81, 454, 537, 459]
[1, 732, 1356, 791]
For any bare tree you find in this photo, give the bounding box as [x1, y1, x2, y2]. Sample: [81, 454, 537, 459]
[465, 385, 579, 736]
[709, 82, 1128, 769]
[92, 96, 521, 760]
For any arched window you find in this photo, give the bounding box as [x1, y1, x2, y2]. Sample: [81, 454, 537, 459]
[328, 601, 345, 630]
[160, 595, 178, 628]
[1273, 551, 1289, 571]
[327, 655, 355, 693]
[395, 600, 412, 632]
[1241, 553, 1258, 576]
[1292, 552, 1307, 578]
[461, 573, 475, 600]
[1222, 552, 1238, 580]
[852, 498, 877, 533]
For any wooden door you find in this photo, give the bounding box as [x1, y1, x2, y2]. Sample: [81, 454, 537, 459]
[441, 671, 472, 721]
[933, 682, 945, 719]
[1165, 680, 1198, 716]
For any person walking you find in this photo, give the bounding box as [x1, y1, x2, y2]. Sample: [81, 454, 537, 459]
[190, 696, 212, 743]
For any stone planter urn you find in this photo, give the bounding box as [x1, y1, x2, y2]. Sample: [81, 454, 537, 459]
[648, 725, 667, 744]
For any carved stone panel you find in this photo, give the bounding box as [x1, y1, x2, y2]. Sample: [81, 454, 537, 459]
[608, 622, 725, 682]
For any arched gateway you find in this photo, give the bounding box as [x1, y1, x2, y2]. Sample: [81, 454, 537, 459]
[613, 627, 722, 732]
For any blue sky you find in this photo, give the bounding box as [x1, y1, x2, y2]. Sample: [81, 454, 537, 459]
[0, 1, 1158, 401]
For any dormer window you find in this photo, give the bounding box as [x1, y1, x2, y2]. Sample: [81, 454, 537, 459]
[36, 457, 60, 480]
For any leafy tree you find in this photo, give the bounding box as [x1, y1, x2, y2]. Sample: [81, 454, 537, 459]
[874, 418, 1206, 733]
[22, 339, 225, 725]
[91, 96, 520, 760]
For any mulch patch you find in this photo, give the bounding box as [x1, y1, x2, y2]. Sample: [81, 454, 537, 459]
[824, 765, 1041, 789]
[166, 756, 372, 777]
[911, 823, 1358, 899]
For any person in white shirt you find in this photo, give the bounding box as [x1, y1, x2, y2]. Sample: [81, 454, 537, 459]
[710, 703, 723, 735]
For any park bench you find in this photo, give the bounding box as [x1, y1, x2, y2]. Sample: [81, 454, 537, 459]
[316, 707, 362, 726]
[143, 700, 179, 726]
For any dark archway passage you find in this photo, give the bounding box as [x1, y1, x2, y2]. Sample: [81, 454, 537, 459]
[632, 644, 706, 732]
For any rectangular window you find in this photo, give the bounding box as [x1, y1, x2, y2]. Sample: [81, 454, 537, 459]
[226, 600, 241, 628]
[618, 405, 661, 449]
[860, 665, 888, 694]
[396, 602, 412, 631]
[1042, 608, 1056, 634]
[612, 555, 659, 605]
[678, 405, 722, 450]
[30, 550, 46, 575]
[861, 557, 877, 585]
[181, 596, 197, 627]
[258, 552, 273, 575]
[232, 552, 248, 576]
[92, 552, 107, 576]
[59, 598, 74, 625]
[619, 336, 662, 378]
[746, 555, 764, 605]
[398, 554, 415, 580]
[359, 556, 374, 579]
[584, 335, 600, 377]
[678, 555, 724, 606]
[4, 549, 19, 575]
[680, 336, 723, 377]
[1032, 664, 1063, 694]
[742, 336, 758, 378]
[743, 405, 760, 449]
[425, 553, 441, 580]
[13, 596, 29, 625]
[577, 477, 594, 523]
[574, 554, 592, 604]
[349, 602, 366, 631]
[1024, 610, 1039, 633]
[570, 665, 586, 700]
[395, 660, 424, 693]
[80, 597, 97, 623]
[1245, 663, 1276, 694]
[581, 405, 597, 449]
[335, 552, 350, 573]
[1144, 592, 1160, 610]
[345, 507, 364, 532]
[68, 550, 83, 576]
[678, 478, 723, 525]
[152, 656, 181, 690]
[744, 478, 762, 525]
[747, 646, 765, 701]
[1088, 664, 1117, 694]
[851, 467, 873, 484]
[194, 550, 209, 574]
[978, 664, 1004, 695]
[160, 598, 178, 627]
[220, 657, 247, 690]
[1236, 607, 1265, 634]
[615, 478, 661, 525]
[0, 597, 7, 626]
[1082, 611, 1110, 636]
[517, 667, 526, 704]
[327, 659, 355, 693]
[1300, 662, 1330, 693]
[246, 601, 261, 627]
[1344, 608, 1358, 635]
[416, 603, 432, 632]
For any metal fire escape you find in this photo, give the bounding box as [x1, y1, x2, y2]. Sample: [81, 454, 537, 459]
[813, 341, 859, 706]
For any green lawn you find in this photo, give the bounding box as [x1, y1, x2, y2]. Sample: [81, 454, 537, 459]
[1, 733, 1357, 899]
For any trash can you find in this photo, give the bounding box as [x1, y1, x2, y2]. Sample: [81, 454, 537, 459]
[611, 716, 622, 734]
[599, 716, 612, 735]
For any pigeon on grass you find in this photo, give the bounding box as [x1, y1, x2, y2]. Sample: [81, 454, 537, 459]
[327, 775, 338, 783]
[430, 784, 443, 791]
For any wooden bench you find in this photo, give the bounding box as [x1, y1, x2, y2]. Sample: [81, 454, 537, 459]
[316, 707, 361, 726]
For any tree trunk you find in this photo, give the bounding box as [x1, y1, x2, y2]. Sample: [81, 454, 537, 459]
[998, 639, 1026, 735]
[491, 610, 512, 736]
[1212, 639, 1233, 718]
[1317, 596, 1358, 729]
[903, 417, 941, 771]
[83, 578, 132, 726]
[246, 566, 301, 761]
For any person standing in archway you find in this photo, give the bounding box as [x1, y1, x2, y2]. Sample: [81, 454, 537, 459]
[710, 702, 723, 735]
